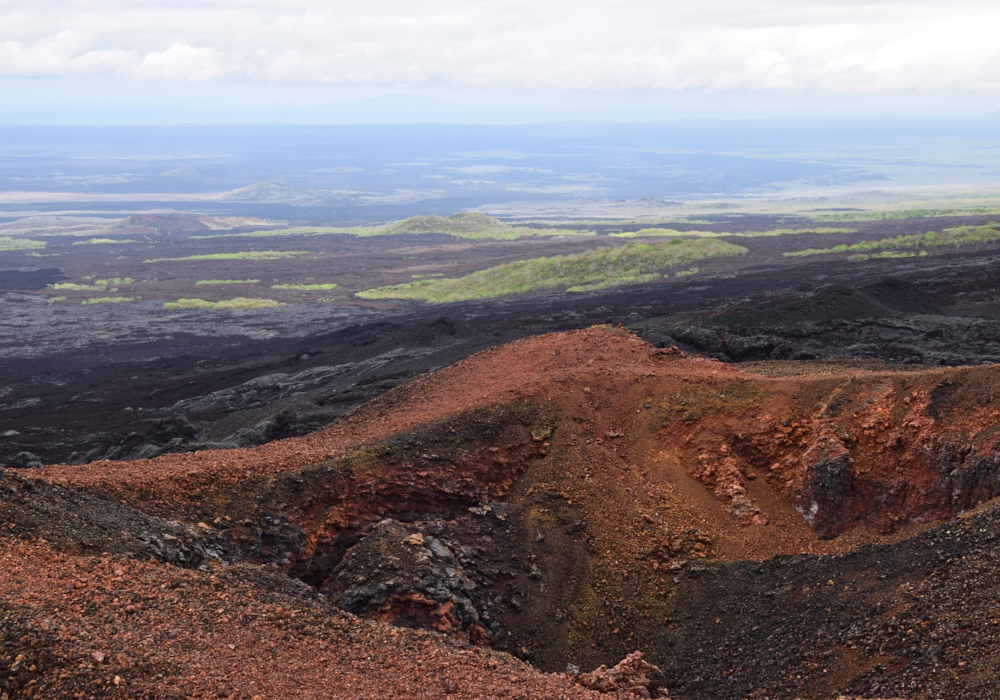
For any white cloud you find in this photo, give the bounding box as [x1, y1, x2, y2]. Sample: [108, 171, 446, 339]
[0, 1, 998, 92]
[130, 43, 226, 81]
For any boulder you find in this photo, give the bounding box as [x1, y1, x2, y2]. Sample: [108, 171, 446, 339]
[9, 451, 43, 469]
[576, 651, 670, 698]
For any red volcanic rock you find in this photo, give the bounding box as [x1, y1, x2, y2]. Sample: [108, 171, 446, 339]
[17, 326, 1000, 696]
[0, 538, 600, 699]
[575, 651, 669, 698]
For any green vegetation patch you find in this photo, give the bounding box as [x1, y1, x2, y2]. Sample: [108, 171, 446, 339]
[195, 279, 261, 285]
[379, 212, 574, 240]
[0, 236, 45, 252]
[163, 297, 284, 310]
[52, 277, 133, 292]
[271, 283, 338, 290]
[73, 238, 138, 245]
[81, 296, 134, 305]
[194, 212, 593, 241]
[814, 208, 1000, 222]
[850, 251, 928, 261]
[612, 227, 855, 239]
[784, 222, 1000, 259]
[52, 283, 103, 291]
[144, 251, 308, 263]
[357, 238, 747, 304]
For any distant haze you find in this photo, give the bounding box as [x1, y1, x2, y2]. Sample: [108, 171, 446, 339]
[1, 1, 1000, 122]
[2, 120, 1000, 222]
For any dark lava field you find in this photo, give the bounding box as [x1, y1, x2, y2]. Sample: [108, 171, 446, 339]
[4, 212, 1000, 470]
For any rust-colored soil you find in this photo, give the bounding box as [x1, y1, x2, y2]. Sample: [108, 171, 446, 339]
[0, 538, 595, 699]
[39, 325, 1000, 556]
[9, 326, 1000, 697]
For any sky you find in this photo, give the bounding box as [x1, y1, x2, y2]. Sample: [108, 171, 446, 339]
[2, 1, 1000, 123]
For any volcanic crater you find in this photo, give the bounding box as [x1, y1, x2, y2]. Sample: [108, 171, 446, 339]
[6, 326, 1000, 698]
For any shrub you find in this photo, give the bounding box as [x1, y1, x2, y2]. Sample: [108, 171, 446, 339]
[162, 297, 283, 310]
[357, 239, 746, 303]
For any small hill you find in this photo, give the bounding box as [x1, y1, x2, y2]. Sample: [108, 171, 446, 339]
[387, 212, 513, 235]
[106, 213, 214, 235]
[379, 212, 585, 240]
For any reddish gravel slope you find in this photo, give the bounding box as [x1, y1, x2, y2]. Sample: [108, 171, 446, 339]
[8, 326, 1000, 698]
[0, 539, 598, 699]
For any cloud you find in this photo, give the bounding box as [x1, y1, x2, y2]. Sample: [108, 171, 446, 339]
[130, 43, 226, 81]
[0, 1, 998, 92]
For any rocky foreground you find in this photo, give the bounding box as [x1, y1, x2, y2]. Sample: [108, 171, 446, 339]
[5, 326, 1000, 698]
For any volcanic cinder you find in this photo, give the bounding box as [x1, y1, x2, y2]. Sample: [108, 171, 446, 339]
[5, 326, 1000, 699]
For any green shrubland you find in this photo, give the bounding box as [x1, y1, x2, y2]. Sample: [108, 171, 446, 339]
[784, 223, 1000, 259]
[52, 277, 134, 292]
[0, 236, 45, 252]
[356, 238, 746, 303]
[81, 296, 134, 305]
[612, 227, 855, 239]
[162, 297, 283, 310]
[144, 251, 307, 263]
[271, 283, 338, 290]
[815, 208, 1000, 222]
[849, 251, 929, 261]
[52, 283, 104, 291]
[195, 279, 261, 285]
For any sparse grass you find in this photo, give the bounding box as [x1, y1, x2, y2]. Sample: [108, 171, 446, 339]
[51, 277, 133, 292]
[73, 238, 138, 245]
[81, 296, 134, 305]
[814, 208, 1000, 222]
[162, 297, 284, 310]
[195, 279, 261, 285]
[611, 228, 715, 238]
[357, 238, 746, 303]
[0, 236, 45, 252]
[193, 212, 595, 241]
[46, 296, 66, 304]
[94, 278, 134, 286]
[849, 251, 929, 261]
[675, 267, 700, 277]
[271, 283, 338, 290]
[611, 227, 855, 239]
[784, 222, 1000, 259]
[52, 283, 104, 291]
[144, 251, 308, 263]
[25, 252, 60, 257]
